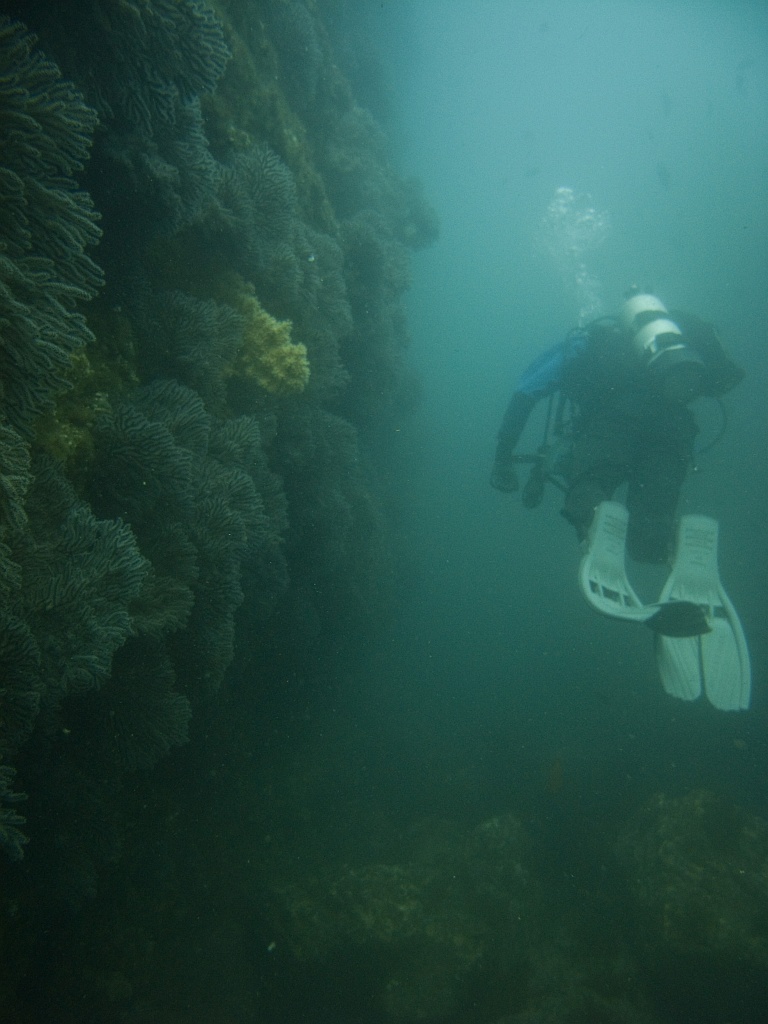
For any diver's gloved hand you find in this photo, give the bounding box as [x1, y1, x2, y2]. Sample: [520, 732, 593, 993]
[490, 460, 519, 492]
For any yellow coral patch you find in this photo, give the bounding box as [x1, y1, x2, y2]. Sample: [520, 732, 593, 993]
[231, 279, 310, 395]
[250, 337, 311, 395]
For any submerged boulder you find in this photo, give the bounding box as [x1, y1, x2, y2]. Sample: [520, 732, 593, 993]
[274, 812, 531, 1020]
[617, 789, 768, 967]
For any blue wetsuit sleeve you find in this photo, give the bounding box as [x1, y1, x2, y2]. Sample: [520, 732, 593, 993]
[495, 334, 585, 463]
[517, 340, 571, 397]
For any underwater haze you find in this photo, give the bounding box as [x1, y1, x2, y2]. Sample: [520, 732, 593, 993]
[348, 1, 768, 1018]
[1, 2, 767, 1022]
[367, 0, 768, 771]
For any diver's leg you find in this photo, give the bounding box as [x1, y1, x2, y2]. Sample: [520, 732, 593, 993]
[560, 424, 629, 541]
[562, 471, 617, 541]
[626, 443, 690, 564]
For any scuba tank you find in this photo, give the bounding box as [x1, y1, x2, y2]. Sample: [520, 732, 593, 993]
[619, 290, 705, 401]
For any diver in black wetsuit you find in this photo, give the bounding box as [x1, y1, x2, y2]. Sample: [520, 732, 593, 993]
[491, 290, 744, 564]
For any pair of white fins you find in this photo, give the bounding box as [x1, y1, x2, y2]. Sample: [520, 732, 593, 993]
[579, 501, 751, 711]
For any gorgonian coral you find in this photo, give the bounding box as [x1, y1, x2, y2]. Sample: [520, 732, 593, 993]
[0, 763, 27, 861]
[18, 457, 150, 707]
[90, 380, 289, 699]
[216, 143, 298, 283]
[45, 0, 230, 135]
[147, 291, 246, 413]
[0, 453, 150, 858]
[264, 0, 323, 111]
[101, 96, 222, 240]
[0, 16, 103, 435]
[0, 422, 31, 548]
[83, 641, 192, 773]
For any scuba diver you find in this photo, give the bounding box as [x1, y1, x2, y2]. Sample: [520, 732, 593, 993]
[491, 289, 751, 710]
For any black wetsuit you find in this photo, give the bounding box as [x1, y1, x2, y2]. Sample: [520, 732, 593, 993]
[494, 313, 743, 563]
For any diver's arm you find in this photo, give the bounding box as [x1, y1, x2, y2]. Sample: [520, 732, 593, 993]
[491, 339, 571, 491]
[495, 393, 538, 461]
[491, 393, 537, 491]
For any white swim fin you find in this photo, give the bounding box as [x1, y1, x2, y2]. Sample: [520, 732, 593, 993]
[655, 516, 751, 711]
[578, 501, 647, 623]
[577, 502, 706, 634]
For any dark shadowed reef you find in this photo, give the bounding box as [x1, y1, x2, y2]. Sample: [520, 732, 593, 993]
[0, 1, 439, 1018]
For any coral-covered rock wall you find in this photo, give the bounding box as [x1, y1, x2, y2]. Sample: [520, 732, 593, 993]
[0, 0, 436, 892]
